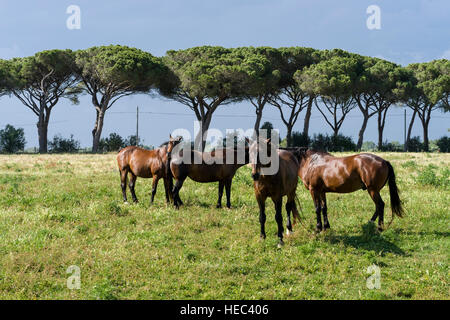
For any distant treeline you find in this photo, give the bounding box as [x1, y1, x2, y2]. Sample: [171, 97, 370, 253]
[1, 123, 449, 154]
[0, 46, 448, 153]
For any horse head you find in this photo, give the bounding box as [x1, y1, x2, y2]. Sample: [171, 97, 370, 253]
[167, 134, 183, 157]
[249, 137, 273, 181]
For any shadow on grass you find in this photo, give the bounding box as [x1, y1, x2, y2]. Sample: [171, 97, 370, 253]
[325, 222, 406, 256]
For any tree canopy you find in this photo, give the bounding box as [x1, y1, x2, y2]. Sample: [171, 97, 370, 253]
[163, 46, 261, 149]
[405, 59, 450, 150]
[3, 49, 78, 153]
[298, 55, 359, 137]
[74, 45, 167, 152]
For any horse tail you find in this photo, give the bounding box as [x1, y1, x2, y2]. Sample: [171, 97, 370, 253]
[292, 195, 302, 224]
[166, 156, 174, 201]
[386, 161, 403, 220]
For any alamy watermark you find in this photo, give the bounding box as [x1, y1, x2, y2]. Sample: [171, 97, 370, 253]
[366, 264, 381, 289]
[169, 122, 280, 175]
[66, 265, 81, 290]
[366, 5, 381, 30]
[66, 5, 81, 30]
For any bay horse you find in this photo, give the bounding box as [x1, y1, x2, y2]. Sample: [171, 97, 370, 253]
[249, 138, 301, 248]
[291, 148, 403, 232]
[169, 142, 250, 209]
[117, 135, 182, 204]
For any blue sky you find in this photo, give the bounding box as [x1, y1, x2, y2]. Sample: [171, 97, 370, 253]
[0, 0, 449, 148]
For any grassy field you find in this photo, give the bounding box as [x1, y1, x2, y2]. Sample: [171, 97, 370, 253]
[0, 152, 448, 300]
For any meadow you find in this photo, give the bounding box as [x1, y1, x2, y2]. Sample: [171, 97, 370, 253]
[0, 152, 448, 299]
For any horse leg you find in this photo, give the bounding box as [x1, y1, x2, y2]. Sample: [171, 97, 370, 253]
[225, 178, 232, 208]
[285, 200, 293, 235]
[151, 175, 159, 204]
[257, 195, 266, 240]
[273, 198, 284, 247]
[172, 178, 185, 209]
[163, 177, 170, 204]
[216, 180, 224, 208]
[311, 189, 322, 232]
[120, 169, 128, 203]
[321, 193, 330, 230]
[129, 173, 138, 203]
[369, 189, 385, 232]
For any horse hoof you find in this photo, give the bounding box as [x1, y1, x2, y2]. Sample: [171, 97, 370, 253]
[216, 204, 222, 209]
[123, 201, 129, 205]
[277, 241, 284, 249]
[286, 229, 293, 236]
[260, 235, 266, 241]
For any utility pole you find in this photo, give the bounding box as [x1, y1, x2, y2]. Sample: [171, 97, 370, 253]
[404, 108, 407, 151]
[136, 106, 139, 146]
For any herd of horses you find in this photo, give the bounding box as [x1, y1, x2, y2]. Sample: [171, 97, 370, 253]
[117, 135, 403, 247]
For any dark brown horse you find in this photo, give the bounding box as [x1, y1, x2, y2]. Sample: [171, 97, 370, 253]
[169, 144, 250, 209]
[291, 148, 403, 232]
[117, 135, 182, 204]
[250, 138, 301, 247]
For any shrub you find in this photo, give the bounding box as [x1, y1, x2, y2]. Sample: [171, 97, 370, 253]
[416, 165, 450, 188]
[435, 136, 450, 152]
[310, 133, 356, 152]
[49, 134, 80, 153]
[291, 131, 310, 148]
[406, 136, 423, 152]
[99, 133, 127, 152]
[380, 140, 403, 152]
[361, 141, 376, 152]
[0, 124, 26, 153]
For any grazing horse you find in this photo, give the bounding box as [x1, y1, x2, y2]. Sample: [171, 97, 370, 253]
[291, 148, 403, 232]
[170, 144, 250, 209]
[249, 138, 301, 247]
[117, 135, 182, 204]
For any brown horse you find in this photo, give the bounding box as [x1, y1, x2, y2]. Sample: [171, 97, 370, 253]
[117, 135, 182, 204]
[291, 148, 403, 232]
[169, 144, 250, 209]
[249, 138, 301, 247]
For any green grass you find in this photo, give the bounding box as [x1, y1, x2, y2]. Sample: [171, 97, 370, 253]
[0, 152, 448, 299]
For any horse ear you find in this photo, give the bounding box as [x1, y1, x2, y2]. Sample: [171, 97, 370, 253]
[169, 134, 173, 139]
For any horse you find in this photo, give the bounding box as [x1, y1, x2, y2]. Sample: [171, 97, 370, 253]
[169, 143, 250, 209]
[291, 147, 403, 232]
[249, 138, 301, 248]
[117, 135, 182, 204]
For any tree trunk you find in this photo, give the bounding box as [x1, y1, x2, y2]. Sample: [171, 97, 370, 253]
[357, 113, 369, 151]
[405, 108, 417, 151]
[377, 110, 384, 150]
[302, 97, 313, 137]
[37, 120, 49, 153]
[422, 120, 429, 152]
[194, 114, 212, 152]
[286, 125, 293, 147]
[253, 106, 264, 138]
[92, 109, 106, 153]
[419, 112, 431, 152]
[332, 126, 340, 138]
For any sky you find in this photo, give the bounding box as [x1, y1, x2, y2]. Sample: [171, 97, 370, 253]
[0, 0, 449, 149]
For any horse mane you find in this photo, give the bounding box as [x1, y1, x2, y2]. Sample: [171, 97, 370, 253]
[159, 141, 169, 147]
[290, 147, 331, 162]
